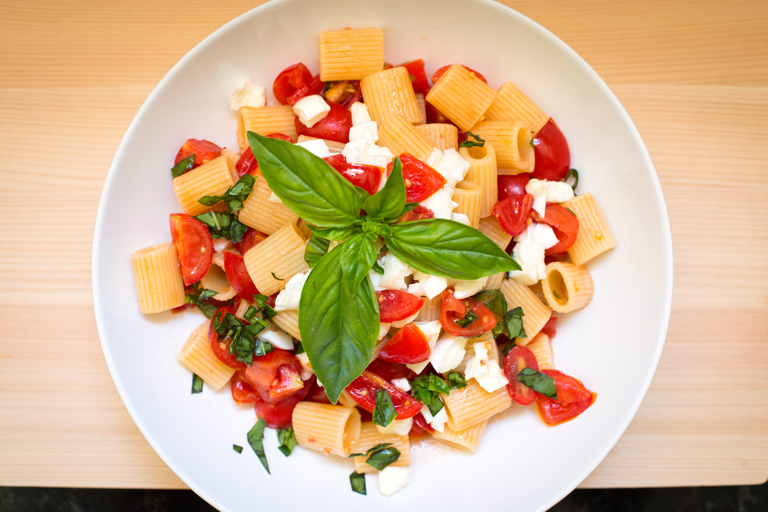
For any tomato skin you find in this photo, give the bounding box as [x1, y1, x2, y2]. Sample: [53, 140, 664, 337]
[503, 345, 540, 405]
[379, 323, 431, 364]
[541, 316, 558, 339]
[409, 413, 435, 438]
[222, 251, 258, 302]
[398, 204, 435, 223]
[401, 59, 430, 94]
[531, 204, 579, 254]
[498, 173, 531, 201]
[425, 100, 454, 125]
[208, 307, 247, 370]
[535, 370, 596, 426]
[365, 358, 415, 382]
[346, 370, 423, 419]
[244, 348, 305, 404]
[439, 289, 497, 337]
[174, 139, 222, 171]
[304, 378, 332, 405]
[492, 194, 534, 237]
[231, 369, 259, 404]
[386, 153, 447, 203]
[324, 80, 362, 108]
[233, 227, 267, 255]
[377, 290, 426, 323]
[273, 63, 314, 106]
[169, 214, 213, 286]
[531, 119, 571, 181]
[324, 154, 382, 196]
[294, 101, 352, 143]
[432, 64, 488, 85]
[235, 133, 294, 176]
[254, 378, 312, 429]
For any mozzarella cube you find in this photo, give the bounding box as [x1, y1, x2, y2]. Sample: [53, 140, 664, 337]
[412, 271, 448, 299]
[295, 139, 331, 158]
[420, 404, 449, 433]
[379, 253, 411, 291]
[378, 466, 412, 496]
[420, 187, 458, 220]
[378, 323, 392, 340]
[508, 223, 559, 285]
[274, 272, 309, 311]
[474, 364, 509, 393]
[348, 120, 378, 143]
[368, 269, 384, 291]
[451, 213, 471, 225]
[293, 94, 330, 128]
[406, 282, 426, 297]
[258, 324, 294, 350]
[450, 276, 489, 299]
[464, 342, 508, 392]
[429, 333, 468, 373]
[435, 148, 470, 188]
[230, 79, 266, 111]
[391, 378, 411, 392]
[526, 179, 576, 216]
[375, 417, 413, 436]
[350, 101, 371, 125]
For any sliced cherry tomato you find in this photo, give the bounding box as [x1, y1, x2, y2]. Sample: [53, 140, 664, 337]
[531, 203, 579, 254]
[174, 139, 222, 170]
[307, 74, 326, 96]
[541, 316, 558, 339]
[346, 370, 423, 419]
[324, 154, 382, 196]
[170, 214, 213, 286]
[254, 377, 312, 429]
[294, 101, 352, 143]
[222, 251, 258, 302]
[432, 64, 488, 85]
[235, 133, 294, 176]
[386, 153, 447, 203]
[377, 290, 426, 323]
[425, 100, 454, 125]
[233, 227, 267, 255]
[532, 119, 570, 181]
[401, 59, 430, 95]
[398, 204, 435, 223]
[498, 173, 531, 201]
[535, 369, 596, 426]
[366, 358, 415, 382]
[273, 63, 314, 106]
[324, 80, 362, 108]
[492, 194, 534, 237]
[231, 369, 259, 404]
[304, 378, 332, 405]
[379, 323, 431, 364]
[439, 289, 497, 337]
[409, 413, 435, 439]
[503, 345, 540, 405]
[244, 348, 304, 404]
[208, 307, 246, 370]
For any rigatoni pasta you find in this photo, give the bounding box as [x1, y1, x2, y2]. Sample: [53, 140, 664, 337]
[131, 242, 186, 314]
[469, 121, 534, 172]
[237, 106, 297, 149]
[293, 402, 361, 456]
[318, 28, 384, 81]
[177, 321, 236, 390]
[425, 64, 496, 131]
[173, 156, 237, 216]
[484, 81, 549, 133]
[562, 192, 616, 265]
[243, 223, 309, 296]
[360, 66, 422, 125]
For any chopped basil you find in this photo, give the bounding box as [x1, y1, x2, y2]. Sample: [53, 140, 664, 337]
[191, 373, 203, 394]
[194, 211, 248, 243]
[244, 295, 276, 323]
[552, 290, 561, 300]
[565, 168, 579, 193]
[372, 261, 384, 275]
[410, 374, 449, 415]
[517, 367, 557, 399]
[246, 418, 270, 474]
[171, 155, 194, 178]
[271, 272, 284, 281]
[184, 284, 222, 318]
[198, 174, 255, 213]
[459, 131, 485, 149]
[212, 312, 271, 365]
[500, 338, 516, 357]
[566, 207, 577, 216]
[365, 446, 401, 471]
[504, 307, 527, 340]
[455, 310, 479, 328]
[373, 388, 397, 428]
[233, 444, 243, 454]
[349, 471, 366, 495]
[473, 289, 508, 319]
[446, 371, 467, 390]
[348, 443, 393, 458]
[277, 428, 296, 456]
[294, 340, 305, 354]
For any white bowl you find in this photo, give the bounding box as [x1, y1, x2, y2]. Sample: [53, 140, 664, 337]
[93, 0, 673, 510]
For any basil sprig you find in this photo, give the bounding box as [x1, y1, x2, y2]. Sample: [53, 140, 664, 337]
[518, 367, 557, 399]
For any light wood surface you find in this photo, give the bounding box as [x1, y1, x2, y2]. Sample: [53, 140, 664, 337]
[1, 0, 767, 491]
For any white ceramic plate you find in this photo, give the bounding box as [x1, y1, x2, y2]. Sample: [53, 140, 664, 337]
[93, 0, 673, 510]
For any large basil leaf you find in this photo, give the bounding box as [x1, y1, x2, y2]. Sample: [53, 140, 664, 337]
[385, 219, 521, 280]
[339, 233, 377, 295]
[299, 245, 379, 403]
[247, 132, 363, 227]
[307, 223, 360, 241]
[362, 157, 406, 223]
[304, 234, 330, 268]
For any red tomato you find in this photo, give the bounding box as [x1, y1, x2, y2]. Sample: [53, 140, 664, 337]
[324, 80, 362, 108]
[235, 133, 294, 176]
[503, 345, 540, 405]
[425, 100, 454, 125]
[409, 413, 435, 439]
[398, 204, 435, 223]
[377, 290, 426, 323]
[492, 194, 534, 237]
[223, 251, 258, 302]
[432, 64, 488, 85]
[366, 358, 415, 382]
[244, 349, 305, 404]
[294, 101, 352, 143]
[401, 59, 430, 95]
[439, 288, 497, 337]
[386, 153, 447, 203]
[304, 378, 332, 405]
[169, 214, 213, 286]
[254, 378, 312, 429]
[346, 370, 423, 419]
[208, 307, 246, 370]
[531, 204, 579, 254]
[174, 139, 222, 170]
[541, 316, 558, 339]
[535, 370, 596, 426]
[498, 173, 531, 201]
[532, 119, 571, 181]
[231, 369, 259, 404]
[307, 74, 326, 96]
[234, 227, 267, 255]
[379, 323, 431, 364]
[324, 154, 382, 196]
[273, 63, 314, 106]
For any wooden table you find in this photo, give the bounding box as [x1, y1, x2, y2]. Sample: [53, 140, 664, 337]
[1, 0, 766, 492]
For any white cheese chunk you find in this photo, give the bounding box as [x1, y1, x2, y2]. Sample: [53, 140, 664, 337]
[379, 252, 411, 291]
[425, 148, 443, 169]
[464, 342, 509, 393]
[420, 187, 458, 220]
[429, 333, 468, 373]
[292, 94, 330, 128]
[451, 213, 471, 225]
[420, 404, 449, 433]
[350, 101, 371, 125]
[274, 272, 309, 311]
[378, 466, 412, 496]
[378, 323, 391, 340]
[348, 120, 378, 143]
[212, 238, 232, 253]
[508, 223, 559, 285]
[526, 178, 576, 216]
[391, 312, 419, 329]
[406, 282, 426, 297]
[450, 276, 489, 300]
[375, 417, 413, 436]
[413, 271, 448, 299]
[391, 378, 411, 392]
[295, 352, 314, 380]
[435, 148, 470, 188]
[342, 138, 394, 169]
[294, 139, 331, 158]
[369, 269, 384, 291]
[230, 79, 266, 111]
[258, 324, 294, 351]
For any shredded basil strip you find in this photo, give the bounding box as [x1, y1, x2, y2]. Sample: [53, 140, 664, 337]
[277, 428, 297, 457]
[455, 310, 479, 328]
[472, 289, 507, 319]
[271, 272, 284, 281]
[500, 338, 516, 357]
[373, 388, 397, 428]
[212, 312, 271, 365]
[233, 444, 243, 454]
[191, 373, 203, 394]
[565, 168, 579, 192]
[518, 367, 557, 399]
[247, 418, 270, 473]
[410, 374, 448, 415]
[349, 472, 366, 495]
[365, 446, 401, 471]
[198, 173, 255, 212]
[194, 211, 248, 243]
[459, 131, 485, 149]
[171, 155, 194, 178]
[184, 284, 222, 318]
[446, 371, 467, 390]
[348, 443, 393, 458]
[504, 307, 527, 340]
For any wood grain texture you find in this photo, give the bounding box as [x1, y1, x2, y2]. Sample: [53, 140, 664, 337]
[0, 0, 766, 490]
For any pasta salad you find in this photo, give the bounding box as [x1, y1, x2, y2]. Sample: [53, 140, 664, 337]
[131, 26, 615, 497]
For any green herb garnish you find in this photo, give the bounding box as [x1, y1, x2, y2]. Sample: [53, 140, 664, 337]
[233, 444, 243, 454]
[349, 442, 401, 471]
[565, 168, 579, 193]
[459, 131, 485, 149]
[304, 233, 330, 268]
[349, 471, 366, 495]
[410, 374, 449, 415]
[271, 272, 284, 281]
[446, 371, 467, 390]
[184, 283, 223, 318]
[517, 367, 557, 399]
[191, 373, 203, 394]
[194, 211, 248, 243]
[277, 428, 297, 456]
[247, 418, 270, 473]
[212, 312, 271, 365]
[373, 388, 397, 428]
[455, 310, 479, 328]
[171, 155, 194, 178]
[198, 174, 255, 213]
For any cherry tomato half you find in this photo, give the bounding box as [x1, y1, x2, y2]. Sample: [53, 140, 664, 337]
[386, 153, 447, 203]
[324, 80, 362, 108]
[294, 101, 352, 143]
[209, 307, 246, 370]
[503, 345, 540, 405]
[324, 154, 382, 196]
[398, 204, 435, 223]
[223, 251, 258, 302]
[235, 133, 294, 176]
[535, 369, 596, 426]
[273, 62, 314, 106]
[541, 316, 558, 339]
[531, 204, 579, 254]
[174, 139, 222, 170]
[492, 194, 534, 237]
[244, 348, 305, 404]
[170, 214, 213, 286]
[379, 323, 431, 364]
[498, 173, 531, 201]
[432, 64, 488, 85]
[231, 369, 259, 405]
[233, 227, 267, 255]
[439, 288, 497, 337]
[377, 290, 426, 323]
[254, 377, 313, 429]
[304, 378, 332, 405]
[532, 119, 570, 182]
[366, 358, 415, 382]
[401, 59, 430, 95]
[409, 413, 435, 439]
[346, 370, 423, 419]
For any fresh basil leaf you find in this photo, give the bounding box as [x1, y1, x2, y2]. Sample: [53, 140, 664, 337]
[248, 132, 363, 227]
[213, 312, 271, 365]
[410, 374, 448, 413]
[194, 211, 248, 243]
[446, 371, 467, 390]
[372, 261, 384, 275]
[361, 219, 391, 239]
[362, 157, 406, 223]
[184, 291, 219, 319]
[253, 294, 277, 321]
[348, 443, 393, 458]
[385, 219, 521, 280]
[305, 234, 330, 268]
[518, 367, 557, 399]
[365, 447, 401, 471]
[349, 472, 366, 495]
[565, 168, 579, 193]
[472, 289, 508, 319]
[340, 233, 377, 296]
[197, 288, 218, 301]
[459, 131, 485, 149]
[191, 373, 203, 394]
[171, 155, 194, 178]
[299, 245, 379, 403]
[399, 202, 420, 217]
[373, 388, 397, 428]
[294, 340, 305, 354]
[247, 418, 270, 474]
[277, 428, 296, 456]
[504, 307, 526, 340]
[233, 444, 243, 454]
[455, 310, 479, 328]
[500, 338, 516, 357]
[307, 223, 360, 241]
[197, 174, 255, 213]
